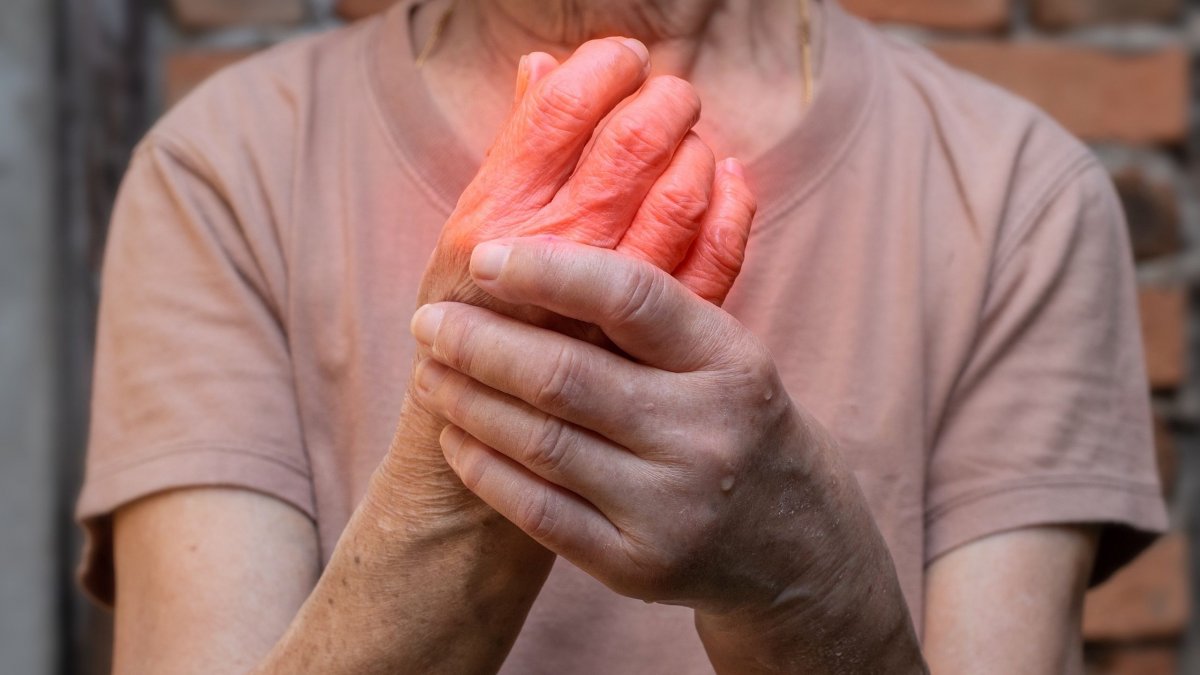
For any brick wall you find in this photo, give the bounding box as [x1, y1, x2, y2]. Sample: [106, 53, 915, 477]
[151, 1, 1195, 673]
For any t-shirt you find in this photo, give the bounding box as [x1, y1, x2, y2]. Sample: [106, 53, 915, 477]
[77, 1, 1168, 671]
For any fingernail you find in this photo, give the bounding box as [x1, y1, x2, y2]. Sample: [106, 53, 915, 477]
[612, 37, 649, 69]
[721, 158, 745, 180]
[471, 241, 512, 282]
[410, 304, 444, 346]
[514, 54, 530, 101]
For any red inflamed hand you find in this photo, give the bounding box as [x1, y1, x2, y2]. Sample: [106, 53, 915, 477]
[417, 37, 756, 319]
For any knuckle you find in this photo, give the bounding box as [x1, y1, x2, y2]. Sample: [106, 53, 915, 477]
[649, 75, 701, 121]
[692, 232, 743, 284]
[610, 267, 666, 328]
[455, 443, 488, 492]
[518, 491, 559, 542]
[647, 179, 710, 227]
[727, 341, 774, 384]
[528, 80, 593, 137]
[446, 377, 481, 424]
[532, 345, 588, 414]
[722, 341, 784, 408]
[524, 416, 573, 476]
[722, 181, 758, 219]
[606, 116, 672, 166]
[435, 315, 476, 373]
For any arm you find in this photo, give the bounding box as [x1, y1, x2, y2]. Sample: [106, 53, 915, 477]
[114, 489, 319, 673]
[111, 460, 554, 674]
[924, 525, 1099, 675]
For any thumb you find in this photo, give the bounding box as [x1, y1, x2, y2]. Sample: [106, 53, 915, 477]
[512, 52, 560, 105]
[470, 237, 739, 371]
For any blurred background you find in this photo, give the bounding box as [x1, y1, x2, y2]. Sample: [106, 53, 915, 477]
[0, 0, 1196, 673]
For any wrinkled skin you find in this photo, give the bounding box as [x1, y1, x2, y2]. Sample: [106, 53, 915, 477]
[418, 39, 752, 314]
[410, 238, 926, 672]
[389, 37, 756, 520]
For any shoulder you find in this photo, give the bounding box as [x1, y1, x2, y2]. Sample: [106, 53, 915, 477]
[146, 17, 381, 175]
[859, 28, 1118, 254]
[123, 18, 385, 247]
[867, 30, 1104, 243]
[877, 32, 1093, 169]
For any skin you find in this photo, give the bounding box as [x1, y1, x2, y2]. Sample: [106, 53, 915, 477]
[411, 237, 926, 671]
[418, 0, 819, 163]
[113, 1, 1100, 672]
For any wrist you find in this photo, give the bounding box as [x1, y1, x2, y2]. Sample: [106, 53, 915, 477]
[695, 554, 926, 674]
[265, 466, 555, 674]
[695, 422, 927, 673]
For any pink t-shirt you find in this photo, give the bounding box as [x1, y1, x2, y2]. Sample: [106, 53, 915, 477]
[78, 1, 1167, 671]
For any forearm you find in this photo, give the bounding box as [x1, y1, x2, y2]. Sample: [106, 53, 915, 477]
[254, 396, 554, 674]
[695, 441, 927, 674]
[923, 526, 1097, 675]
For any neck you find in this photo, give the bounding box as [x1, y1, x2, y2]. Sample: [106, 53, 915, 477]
[478, 0, 727, 48]
[413, 0, 823, 163]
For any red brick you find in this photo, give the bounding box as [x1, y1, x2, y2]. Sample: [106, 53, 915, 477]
[842, 0, 1010, 31]
[164, 50, 257, 108]
[1033, 0, 1181, 30]
[336, 0, 399, 20]
[1139, 287, 1187, 390]
[1084, 533, 1189, 641]
[1085, 643, 1178, 675]
[932, 43, 1188, 144]
[169, 0, 306, 30]
[1113, 169, 1183, 262]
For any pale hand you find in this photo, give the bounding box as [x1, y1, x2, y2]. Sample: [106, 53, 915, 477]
[410, 238, 927, 673]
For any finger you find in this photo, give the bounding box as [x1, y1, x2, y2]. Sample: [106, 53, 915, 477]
[673, 158, 756, 306]
[542, 75, 702, 248]
[441, 424, 622, 565]
[487, 38, 651, 206]
[410, 302, 658, 446]
[526, 52, 558, 89]
[412, 358, 641, 512]
[469, 238, 739, 372]
[616, 131, 714, 271]
[512, 52, 560, 106]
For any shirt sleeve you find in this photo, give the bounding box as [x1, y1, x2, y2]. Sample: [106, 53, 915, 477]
[925, 157, 1169, 583]
[75, 135, 313, 605]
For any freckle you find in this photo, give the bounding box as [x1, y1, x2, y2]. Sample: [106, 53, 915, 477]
[188, 544, 197, 553]
[721, 475, 735, 492]
[354, 555, 361, 565]
[327, 598, 334, 607]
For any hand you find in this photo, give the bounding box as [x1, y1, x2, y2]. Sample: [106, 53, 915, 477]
[386, 37, 755, 521]
[409, 238, 926, 672]
[418, 39, 752, 316]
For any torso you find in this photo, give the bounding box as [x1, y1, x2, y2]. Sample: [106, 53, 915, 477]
[133, 2, 1125, 671]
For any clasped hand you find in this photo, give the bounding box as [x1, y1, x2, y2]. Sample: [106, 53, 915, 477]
[413, 236, 847, 626]
[398, 35, 915, 668]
